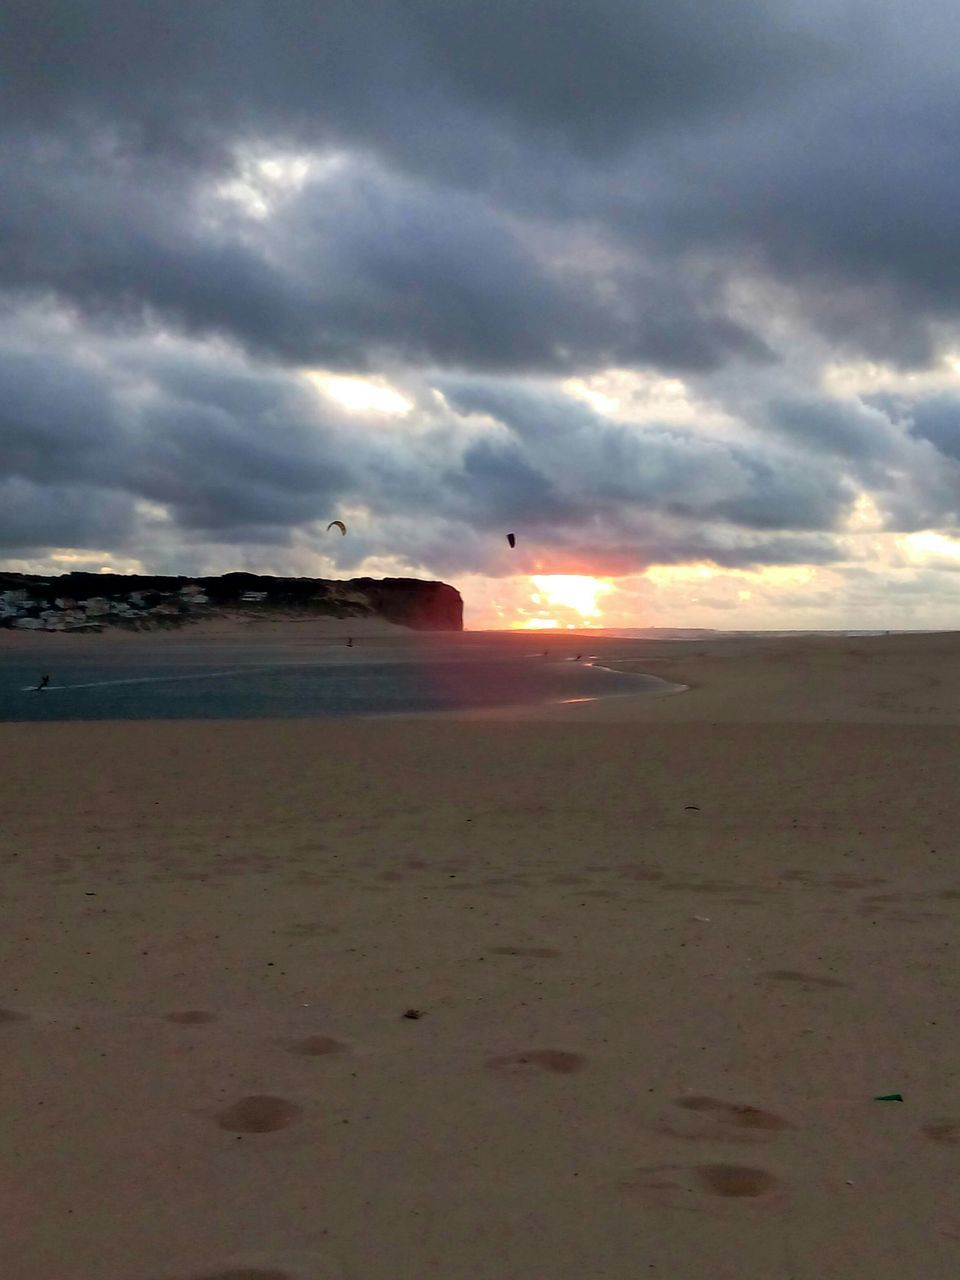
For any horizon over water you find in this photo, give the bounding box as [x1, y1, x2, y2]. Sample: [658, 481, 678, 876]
[578, 627, 932, 639]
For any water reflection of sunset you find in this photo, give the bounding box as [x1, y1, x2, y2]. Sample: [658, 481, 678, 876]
[515, 575, 615, 630]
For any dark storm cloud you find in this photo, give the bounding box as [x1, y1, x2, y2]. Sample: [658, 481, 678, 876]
[438, 379, 857, 533]
[0, 0, 823, 376]
[0, 478, 134, 552]
[705, 532, 843, 569]
[0, 316, 860, 568]
[448, 439, 589, 528]
[130, 396, 345, 536]
[885, 393, 960, 462]
[759, 393, 960, 532]
[0, 134, 769, 374]
[2, 0, 959, 375]
[378, 492, 848, 580]
[0, 349, 121, 483]
[521, 525, 845, 575]
[596, 4, 960, 364]
[765, 398, 901, 463]
[0, 330, 350, 544]
[0, 1, 821, 162]
[400, 0, 827, 154]
[3, 0, 960, 578]
[0, 137, 309, 361]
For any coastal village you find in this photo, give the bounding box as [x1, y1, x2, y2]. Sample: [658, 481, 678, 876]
[0, 581, 219, 631]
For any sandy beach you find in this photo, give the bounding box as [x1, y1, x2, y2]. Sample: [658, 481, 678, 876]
[3, 630, 960, 1279]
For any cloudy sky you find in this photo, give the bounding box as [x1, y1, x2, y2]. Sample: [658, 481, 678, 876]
[4, 1, 960, 629]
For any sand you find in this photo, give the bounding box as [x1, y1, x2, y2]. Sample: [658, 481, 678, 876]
[3, 630, 960, 1278]
[0, 612, 408, 650]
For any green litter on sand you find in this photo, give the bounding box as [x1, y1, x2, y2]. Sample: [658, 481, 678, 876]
[874, 1093, 904, 1102]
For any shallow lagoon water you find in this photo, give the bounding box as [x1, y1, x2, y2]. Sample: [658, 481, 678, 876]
[0, 642, 670, 723]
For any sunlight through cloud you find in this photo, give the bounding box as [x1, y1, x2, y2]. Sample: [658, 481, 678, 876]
[305, 373, 413, 417]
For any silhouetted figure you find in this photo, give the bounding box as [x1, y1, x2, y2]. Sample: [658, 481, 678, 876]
[34, 674, 49, 692]
[347, 637, 353, 648]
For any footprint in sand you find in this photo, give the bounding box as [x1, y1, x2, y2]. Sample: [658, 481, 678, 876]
[286, 1035, 348, 1057]
[826, 876, 888, 890]
[698, 1164, 780, 1197]
[762, 969, 848, 989]
[617, 865, 663, 882]
[0, 1009, 28, 1025]
[185, 1251, 344, 1280]
[215, 1096, 301, 1133]
[489, 946, 561, 959]
[670, 1096, 793, 1136]
[887, 910, 948, 923]
[164, 1011, 217, 1025]
[662, 879, 744, 895]
[923, 1120, 960, 1145]
[486, 1050, 585, 1075]
[284, 922, 333, 938]
[189, 1272, 291, 1279]
[621, 1162, 781, 1206]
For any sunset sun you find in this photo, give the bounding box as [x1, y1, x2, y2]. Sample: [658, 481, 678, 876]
[519, 575, 615, 629]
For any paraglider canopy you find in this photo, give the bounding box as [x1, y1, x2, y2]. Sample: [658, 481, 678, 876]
[326, 520, 347, 536]
[506, 532, 516, 548]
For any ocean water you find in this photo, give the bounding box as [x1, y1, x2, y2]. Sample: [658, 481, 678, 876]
[593, 627, 912, 640]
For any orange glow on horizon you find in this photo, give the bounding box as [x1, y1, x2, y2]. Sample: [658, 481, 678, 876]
[512, 574, 615, 630]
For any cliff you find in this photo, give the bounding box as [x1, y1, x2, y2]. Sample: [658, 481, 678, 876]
[0, 572, 463, 633]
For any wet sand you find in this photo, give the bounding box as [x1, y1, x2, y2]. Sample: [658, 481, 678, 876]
[3, 630, 960, 1278]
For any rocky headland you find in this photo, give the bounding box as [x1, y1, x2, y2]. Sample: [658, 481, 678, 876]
[0, 572, 463, 633]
